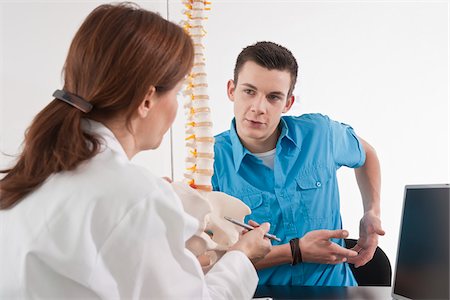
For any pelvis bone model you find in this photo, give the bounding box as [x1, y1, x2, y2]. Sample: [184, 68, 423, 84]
[169, 0, 251, 269]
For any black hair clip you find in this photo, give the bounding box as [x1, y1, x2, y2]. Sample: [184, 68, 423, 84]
[53, 89, 93, 113]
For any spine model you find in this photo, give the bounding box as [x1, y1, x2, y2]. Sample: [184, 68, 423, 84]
[175, 0, 252, 270]
[181, 0, 214, 192]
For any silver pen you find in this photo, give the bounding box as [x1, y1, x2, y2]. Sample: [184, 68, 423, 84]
[224, 216, 281, 242]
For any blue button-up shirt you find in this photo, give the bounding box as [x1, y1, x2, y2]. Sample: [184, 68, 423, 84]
[212, 114, 366, 286]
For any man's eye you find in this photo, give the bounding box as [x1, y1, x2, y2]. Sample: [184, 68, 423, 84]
[268, 95, 281, 101]
[244, 89, 255, 95]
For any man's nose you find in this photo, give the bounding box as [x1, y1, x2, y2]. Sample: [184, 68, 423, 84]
[250, 95, 266, 113]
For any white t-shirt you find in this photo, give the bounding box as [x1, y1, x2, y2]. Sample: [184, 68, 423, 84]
[0, 120, 257, 299]
[253, 148, 276, 170]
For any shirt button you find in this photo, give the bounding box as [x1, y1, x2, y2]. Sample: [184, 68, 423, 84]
[316, 181, 322, 187]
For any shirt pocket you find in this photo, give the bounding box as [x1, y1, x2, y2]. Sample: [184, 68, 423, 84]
[295, 167, 334, 224]
[241, 193, 272, 224]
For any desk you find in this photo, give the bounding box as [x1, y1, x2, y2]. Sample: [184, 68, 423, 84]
[254, 285, 392, 299]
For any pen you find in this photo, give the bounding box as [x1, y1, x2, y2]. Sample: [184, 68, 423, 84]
[224, 216, 281, 242]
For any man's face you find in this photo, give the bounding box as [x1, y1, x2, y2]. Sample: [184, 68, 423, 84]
[228, 61, 294, 152]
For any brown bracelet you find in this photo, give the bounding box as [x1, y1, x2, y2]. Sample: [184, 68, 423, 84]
[289, 238, 303, 266]
[297, 239, 303, 264]
[289, 238, 299, 265]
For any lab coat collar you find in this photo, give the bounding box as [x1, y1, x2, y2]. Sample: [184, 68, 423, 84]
[81, 118, 130, 160]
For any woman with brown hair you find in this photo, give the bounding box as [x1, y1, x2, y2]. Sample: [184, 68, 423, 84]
[0, 3, 271, 299]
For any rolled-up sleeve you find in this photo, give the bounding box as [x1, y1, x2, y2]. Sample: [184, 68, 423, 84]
[328, 119, 366, 168]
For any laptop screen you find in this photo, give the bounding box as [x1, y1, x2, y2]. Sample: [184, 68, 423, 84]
[392, 184, 449, 300]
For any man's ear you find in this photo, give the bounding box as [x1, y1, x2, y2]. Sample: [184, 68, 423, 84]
[282, 95, 295, 113]
[227, 80, 236, 102]
[137, 86, 157, 118]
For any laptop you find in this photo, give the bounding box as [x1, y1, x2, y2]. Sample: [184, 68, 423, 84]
[392, 184, 449, 300]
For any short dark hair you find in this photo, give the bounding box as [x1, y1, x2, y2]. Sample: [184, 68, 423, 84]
[233, 41, 298, 97]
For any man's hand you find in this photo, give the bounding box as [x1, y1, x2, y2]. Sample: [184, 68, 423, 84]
[347, 211, 385, 268]
[299, 229, 358, 264]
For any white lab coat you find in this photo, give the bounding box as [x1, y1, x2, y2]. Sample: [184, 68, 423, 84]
[0, 120, 258, 299]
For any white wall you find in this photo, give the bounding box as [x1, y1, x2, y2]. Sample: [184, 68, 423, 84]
[1, 0, 449, 272]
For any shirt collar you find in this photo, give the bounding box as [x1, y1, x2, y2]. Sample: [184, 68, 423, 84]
[229, 119, 251, 172]
[81, 118, 130, 161]
[229, 117, 300, 172]
[278, 117, 300, 149]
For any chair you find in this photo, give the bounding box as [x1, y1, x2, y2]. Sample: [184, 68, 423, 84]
[344, 238, 392, 286]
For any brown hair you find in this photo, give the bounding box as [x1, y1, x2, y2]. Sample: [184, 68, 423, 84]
[0, 3, 194, 209]
[233, 41, 298, 97]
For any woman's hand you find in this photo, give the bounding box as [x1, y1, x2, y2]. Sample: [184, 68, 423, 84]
[228, 221, 272, 265]
[162, 176, 172, 183]
[197, 254, 211, 267]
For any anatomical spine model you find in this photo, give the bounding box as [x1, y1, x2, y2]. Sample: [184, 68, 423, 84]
[170, 0, 251, 269]
[182, 0, 214, 192]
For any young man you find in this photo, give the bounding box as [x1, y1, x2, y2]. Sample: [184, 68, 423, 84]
[212, 41, 385, 286]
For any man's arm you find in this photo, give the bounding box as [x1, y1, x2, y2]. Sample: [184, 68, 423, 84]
[253, 229, 358, 270]
[253, 244, 292, 269]
[347, 136, 385, 268]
